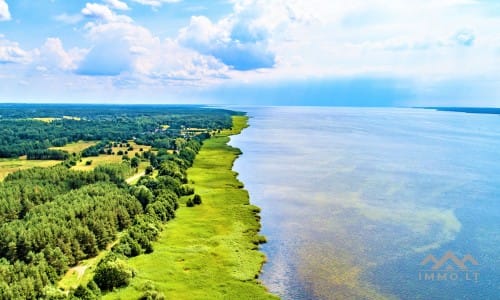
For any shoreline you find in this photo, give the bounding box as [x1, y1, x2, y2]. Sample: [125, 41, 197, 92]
[104, 115, 277, 299]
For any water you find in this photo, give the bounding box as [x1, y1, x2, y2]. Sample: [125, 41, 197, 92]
[229, 107, 500, 300]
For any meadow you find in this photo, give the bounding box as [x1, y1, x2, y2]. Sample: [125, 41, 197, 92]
[50, 141, 98, 154]
[103, 116, 277, 300]
[0, 158, 61, 181]
[69, 141, 152, 172]
[0, 141, 152, 181]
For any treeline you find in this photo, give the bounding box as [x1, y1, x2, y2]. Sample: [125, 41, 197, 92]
[26, 149, 69, 160]
[0, 104, 236, 158]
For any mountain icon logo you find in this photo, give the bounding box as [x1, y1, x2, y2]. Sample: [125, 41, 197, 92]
[420, 251, 479, 271]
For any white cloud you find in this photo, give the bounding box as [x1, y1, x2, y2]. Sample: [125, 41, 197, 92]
[77, 12, 228, 82]
[0, 37, 32, 64]
[177, 1, 291, 71]
[234, 0, 500, 81]
[0, 0, 11, 21]
[81, 3, 132, 23]
[129, 0, 181, 7]
[3, 0, 500, 104]
[38, 38, 87, 71]
[104, 0, 130, 11]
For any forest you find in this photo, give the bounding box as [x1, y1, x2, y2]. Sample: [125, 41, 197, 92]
[0, 104, 236, 158]
[0, 104, 237, 299]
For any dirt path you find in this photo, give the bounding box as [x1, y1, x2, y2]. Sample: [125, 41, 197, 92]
[126, 171, 145, 184]
[69, 265, 87, 280]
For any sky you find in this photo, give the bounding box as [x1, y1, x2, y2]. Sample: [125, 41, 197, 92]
[0, 0, 499, 106]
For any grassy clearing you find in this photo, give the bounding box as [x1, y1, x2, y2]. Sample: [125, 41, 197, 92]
[72, 141, 152, 172]
[31, 116, 81, 123]
[104, 116, 277, 300]
[58, 233, 124, 291]
[63, 116, 82, 121]
[50, 141, 98, 154]
[32, 117, 59, 123]
[0, 159, 61, 181]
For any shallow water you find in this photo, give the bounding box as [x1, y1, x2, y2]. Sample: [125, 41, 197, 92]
[229, 107, 500, 299]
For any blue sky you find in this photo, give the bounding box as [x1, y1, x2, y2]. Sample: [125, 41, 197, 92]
[0, 0, 499, 106]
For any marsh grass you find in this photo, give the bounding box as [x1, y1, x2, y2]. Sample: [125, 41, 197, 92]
[104, 116, 277, 300]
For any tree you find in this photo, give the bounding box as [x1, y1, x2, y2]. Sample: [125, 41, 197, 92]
[131, 157, 140, 168]
[145, 166, 153, 175]
[193, 194, 202, 205]
[93, 258, 135, 291]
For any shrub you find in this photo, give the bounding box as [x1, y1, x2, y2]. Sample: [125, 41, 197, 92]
[193, 194, 202, 205]
[186, 199, 194, 207]
[93, 258, 135, 291]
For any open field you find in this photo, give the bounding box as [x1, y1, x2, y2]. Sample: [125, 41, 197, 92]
[50, 141, 97, 154]
[31, 116, 82, 123]
[72, 141, 152, 172]
[32, 117, 59, 123]
[104, 116, 277, 300]
[0, 159, 61, 181]
[1, 141, 151, 181]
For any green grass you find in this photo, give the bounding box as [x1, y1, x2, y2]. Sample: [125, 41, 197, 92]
[104, 116, 277, 300]
[50, 141, 98, 154]
[71, 141, 152, 172]
[58, 233, 124, 291]
[0, 158, 61, 181]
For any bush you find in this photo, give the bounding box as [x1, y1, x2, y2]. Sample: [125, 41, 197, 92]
[139, 290, 165, 300]
[93, 258, 135, 291]
[186, 199, 194, 207]
[193, 194, 202, 205]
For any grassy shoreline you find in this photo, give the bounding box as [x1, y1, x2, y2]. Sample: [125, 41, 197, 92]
[104, 116, 277, 299]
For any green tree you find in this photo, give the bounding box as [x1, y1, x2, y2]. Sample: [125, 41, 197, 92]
[93, 258, 135, 291]
[131, 157, 140, 168]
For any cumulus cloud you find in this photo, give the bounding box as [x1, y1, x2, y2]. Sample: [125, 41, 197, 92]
[177, 0, 316, 71]
[0, 37, 32, 64]
[104, 0, 130, 11]
[81, 3, 132, 23]
[77, 12, 228, 81]
[0, 0, 10, 21]
[38, 38, 87, 71]
[178, 12, 276, 70]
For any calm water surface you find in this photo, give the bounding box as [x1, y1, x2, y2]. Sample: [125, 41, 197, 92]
[229, 107, 500, 300]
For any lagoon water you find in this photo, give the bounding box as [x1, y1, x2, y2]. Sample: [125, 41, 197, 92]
[229, 107, 500, 299]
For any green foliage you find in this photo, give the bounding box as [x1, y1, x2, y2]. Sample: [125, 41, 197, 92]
[193, 194, 202, 205]
[70, 283, 100, 300]
[0, 166, 141, 299]
[0, 105, 240, 298]
[139, 290, 165, 300]
[93, 255, 135, 291]
[27, 149, 69, 160]
[130, 157, 140, 168]
[0, 104, 236, 158]
[106, 116, 276, 300]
